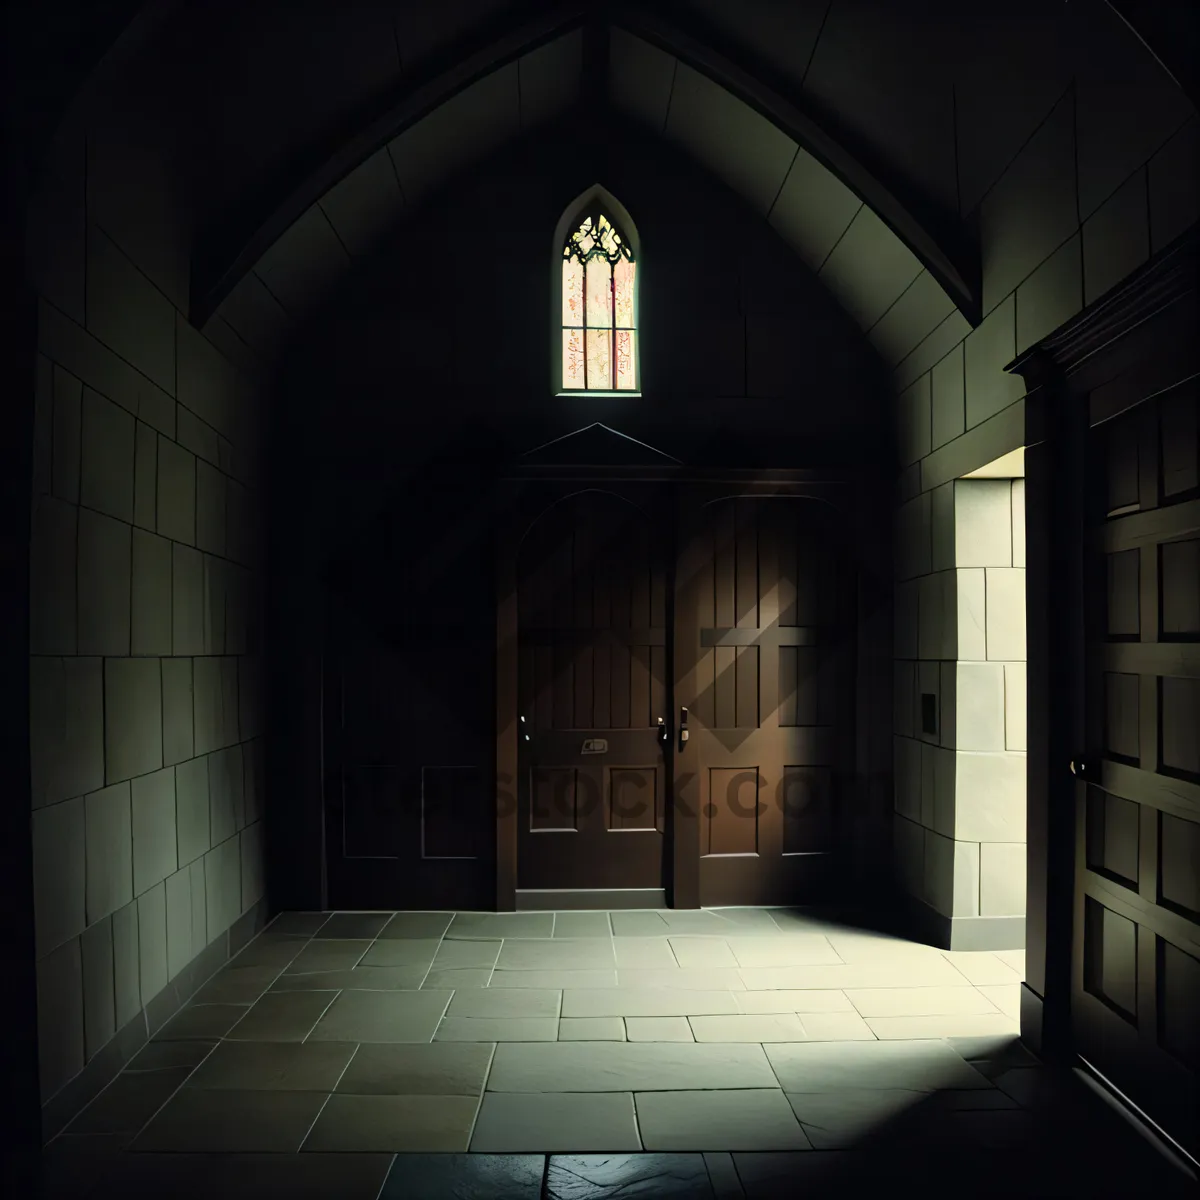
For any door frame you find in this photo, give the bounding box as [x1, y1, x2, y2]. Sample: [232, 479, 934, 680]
[493, 465, 866, 912]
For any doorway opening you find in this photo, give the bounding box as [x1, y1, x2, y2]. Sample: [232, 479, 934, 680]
[943, 449, 1028, 945]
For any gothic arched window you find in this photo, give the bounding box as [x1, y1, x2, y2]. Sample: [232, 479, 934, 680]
[560, 209, 638, 392]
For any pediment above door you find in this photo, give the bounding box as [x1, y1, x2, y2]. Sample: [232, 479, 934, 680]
[519, 422, 682, 468]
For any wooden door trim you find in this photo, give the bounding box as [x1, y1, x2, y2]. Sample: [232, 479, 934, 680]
[495, 480, 522, 911]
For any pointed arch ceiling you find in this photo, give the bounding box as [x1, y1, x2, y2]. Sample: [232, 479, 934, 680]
[200, 7, 979, 373]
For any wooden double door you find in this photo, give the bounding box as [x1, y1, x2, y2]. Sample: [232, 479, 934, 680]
[511, 479, 857, 907]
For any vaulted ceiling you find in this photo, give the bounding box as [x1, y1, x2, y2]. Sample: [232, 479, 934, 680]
[35, 0, 1194, 374]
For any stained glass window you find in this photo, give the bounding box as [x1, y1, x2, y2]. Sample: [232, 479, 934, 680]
[560, 211, 637, 392]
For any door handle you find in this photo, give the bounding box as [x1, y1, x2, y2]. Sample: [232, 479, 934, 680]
[679, 707, 689, 749]
[1069, 757, 1094, 782]
[657, 716, 668, 745]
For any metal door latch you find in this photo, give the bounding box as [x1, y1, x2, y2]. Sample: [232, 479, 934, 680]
[679, 707, 689, 747]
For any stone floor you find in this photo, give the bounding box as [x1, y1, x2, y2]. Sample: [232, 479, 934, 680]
[41, 908, 1196, 1197]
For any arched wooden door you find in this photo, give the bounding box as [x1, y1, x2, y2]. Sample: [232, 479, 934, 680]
[516, 488, 669, 892]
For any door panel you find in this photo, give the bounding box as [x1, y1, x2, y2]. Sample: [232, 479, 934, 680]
[517, 488, 668, 889]
[1074, 376, 1200, 1157]
[674, 488, 856, 907]
[325, 486, 495, 909]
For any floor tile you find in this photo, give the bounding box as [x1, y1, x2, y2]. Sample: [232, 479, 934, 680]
[447, 988, 561, 1018]
[184, 1039, 355, 1090]
[618, 968, 747, 990]
[433, 939, 502, 968]
[435, 1017, 559, 1042]
[359, 938, 441, 967]
[378, 911, 454, 939]
[737, 959, 969, 990]
[379, 1153, 543, 1200]
[284, 938, 373, 973]
[800, 1012, 876, 1040]
[993, 948, 1025, 975]
[66, 1068, 193, 1135]
[625, 1016, 694, 1042]
[308, 989, 452, 1042]
[764, 1039, 992, 1092]
[978, 982, 1022, 1017]
[636, 1089, 811, 1151]
[822, 932, 947, 963]
[486, 1042, 778, 1092]
[552, 912, 612, 938]
[153, 1003, 249, 1040]
[558, 1017, 626, 1041]
[733, 1149, 857, 1195]
[496, 939, 616, 970]
[943, 1108, 1042, 1148]
[191, 964, 284, 1004]
[423, 968, 493, 989]
[40, 1133, 130, 1200]
[546, 1152, 714, 1198]
[490, 969, 618, 989]
[270, 965, 428, 991]
[708, 908, 786, 934]
[304, 1093, 481, 1151]
[784, 1088, 935, 1148]
[226, 990, 339, 1041]
[204, 1152, 395, 1199]
[562, 988, 740, 1018]
[80, 1151, 218, 1200]
[613, 938, 678, 968]
[131, 1088, 327, 1152]
[609, 911, 671, 937]
[315, 912, 394, 939]
[668, 938, 738, 968]
[658, 912, 743, 936]
[265, 911, 331, 937]
[765, 907, 832, 931]
[229, 934, 311, 969]
[865, 1013, 1019, 1039]
[336, 1041, 495, 1095]
[702, 1150, 744, 1199]
[446, 913, 554, 939]
[941, 951, 1024, 985]
[726, 937, 843, 968]
[470, 1092, 640, 1151]
[735, 990, 853, 1014]
[991, 1065, 1064, 1109]
[844, 985, 1000, 1017]
[947, 1034, 1038, 1067]
[125, 1040, 216, 1072]
[689, 1014, 805, 1042]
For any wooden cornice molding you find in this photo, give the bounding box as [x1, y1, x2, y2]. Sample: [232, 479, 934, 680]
[1006, 224, 1198, 390]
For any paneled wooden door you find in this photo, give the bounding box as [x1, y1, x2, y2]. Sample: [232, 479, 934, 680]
[672, 485, 857, 908]
[1073, 374, 1200, 1157]
[325, 482, 496, 910]
[516, 486, 670, 890]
